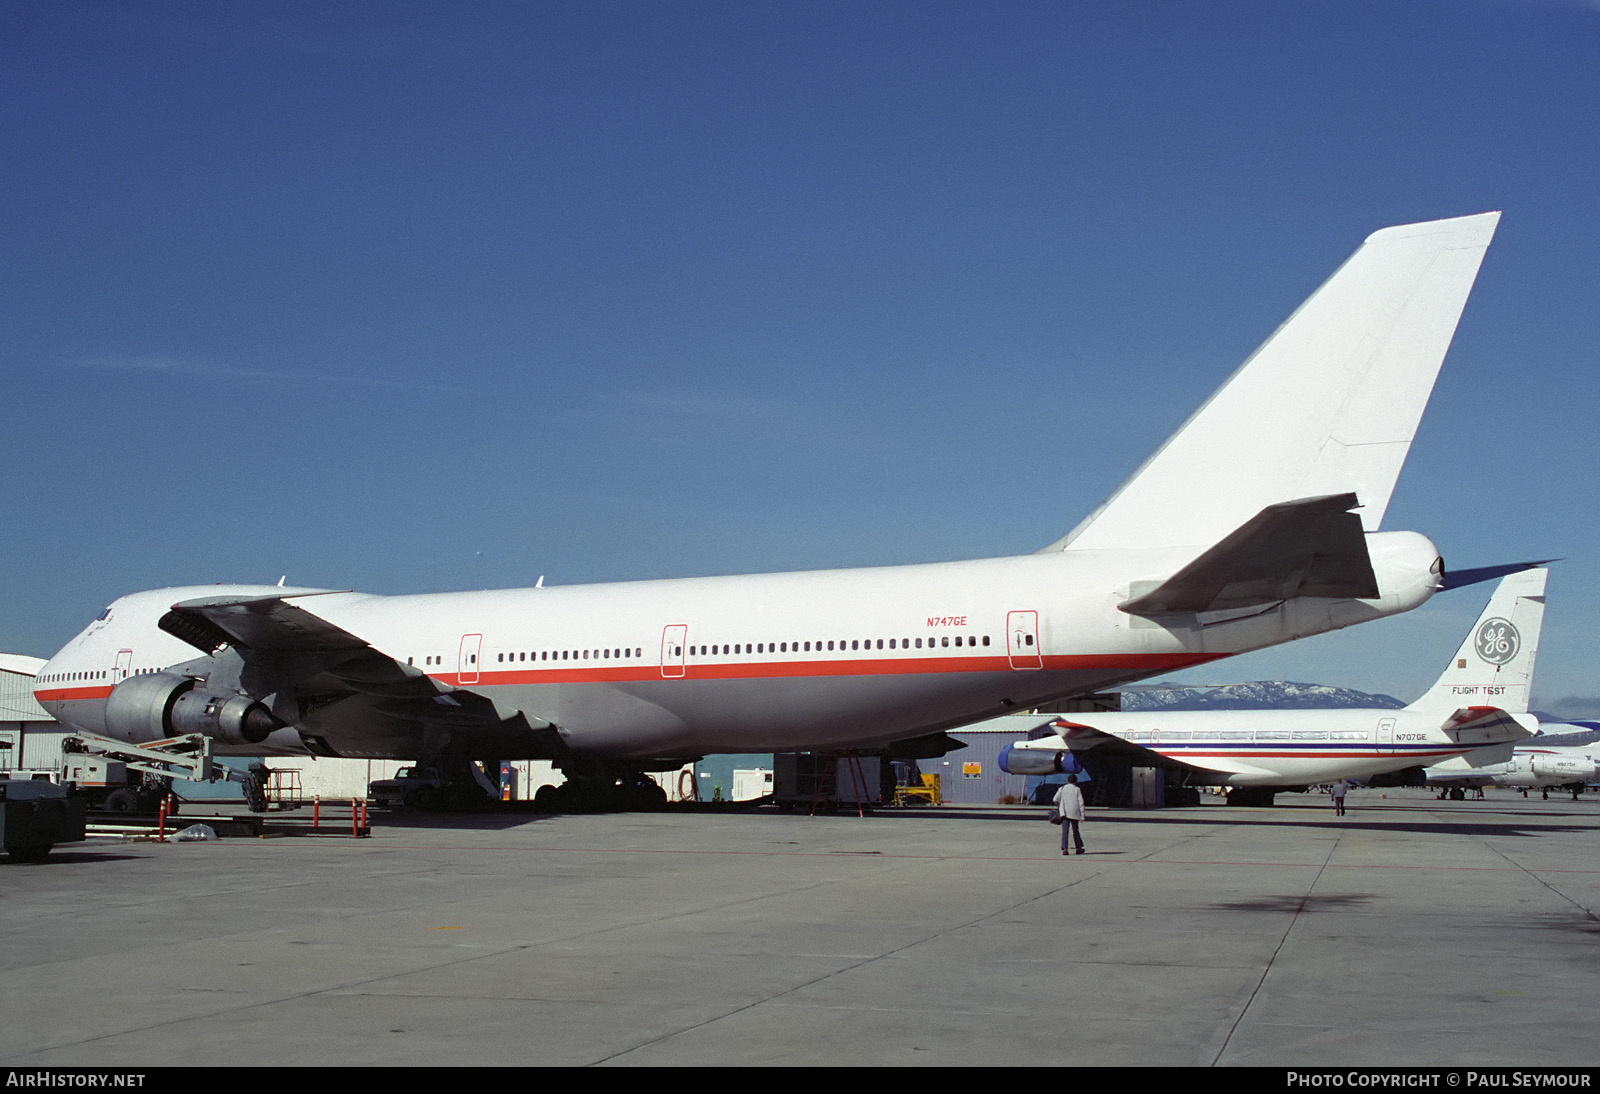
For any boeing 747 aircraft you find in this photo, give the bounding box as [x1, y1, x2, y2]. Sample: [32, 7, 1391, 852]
[999, 567, 1547, 805]
[34, 214, 1503, 809]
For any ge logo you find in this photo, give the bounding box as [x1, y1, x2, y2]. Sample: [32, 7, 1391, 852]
[1475, 618, 1520, 665]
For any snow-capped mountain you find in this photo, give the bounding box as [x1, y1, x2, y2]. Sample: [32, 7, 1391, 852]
[1117, 681, 1406, 711]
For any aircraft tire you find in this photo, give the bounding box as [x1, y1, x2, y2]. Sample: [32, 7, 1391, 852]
[624, 779, 668, 812]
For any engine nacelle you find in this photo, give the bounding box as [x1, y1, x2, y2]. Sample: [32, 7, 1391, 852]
[999, 743, 1087, 777]
[103, 672, 193, 744]
[103, 672, 281, 746]
[169, 687, 283, 746]
[1530, 755, 1598, 784]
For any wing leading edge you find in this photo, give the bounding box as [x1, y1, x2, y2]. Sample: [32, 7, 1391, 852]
[159, 594, 559, 754]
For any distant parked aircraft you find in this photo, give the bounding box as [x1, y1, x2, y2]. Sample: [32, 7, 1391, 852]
[1427, 723, 1599, 799]
[1000, 568, 1548, 806]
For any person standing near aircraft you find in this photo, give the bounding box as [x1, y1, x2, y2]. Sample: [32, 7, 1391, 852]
[1330, 780, 1349, 817]
[1054, 775, 1086, 855]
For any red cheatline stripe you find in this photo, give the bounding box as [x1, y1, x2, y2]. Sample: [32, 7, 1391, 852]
[439, 651, 1227, 687]
[33, 686, 115, 702]
[37, 650, 1229, 699]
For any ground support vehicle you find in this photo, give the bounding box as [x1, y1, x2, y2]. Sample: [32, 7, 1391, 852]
[64, 733, 267, 813]
[0, 778, 86, 861]
[368, 766, 449, 809]
[369, 763, 505, 810]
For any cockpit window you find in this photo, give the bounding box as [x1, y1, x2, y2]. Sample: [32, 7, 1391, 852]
[95, 607, 112, 621]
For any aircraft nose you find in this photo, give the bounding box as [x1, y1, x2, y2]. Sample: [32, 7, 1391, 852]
[32, 660, 63, 713]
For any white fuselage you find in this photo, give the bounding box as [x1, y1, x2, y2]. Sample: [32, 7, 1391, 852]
[34, 533, 1440, 763]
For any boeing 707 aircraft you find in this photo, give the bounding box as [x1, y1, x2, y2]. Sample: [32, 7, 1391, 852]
[999, 567, 1547, 805]
[34, 214, 1503, 809]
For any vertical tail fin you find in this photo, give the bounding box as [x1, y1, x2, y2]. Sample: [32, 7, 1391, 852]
[1407, 568, 1548, 713]
[1048, 213, 1500, 553]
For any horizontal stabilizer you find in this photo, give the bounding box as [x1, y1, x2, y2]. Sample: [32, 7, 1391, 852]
[1120, 493, 1377, 615]
[1441, 560, 1557, 591]
[1439, 706, 1531, 746]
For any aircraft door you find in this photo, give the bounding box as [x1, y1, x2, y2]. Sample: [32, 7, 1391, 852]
[113, 649, 132, 683]
[660, 625, 688, 678]
[1377, 717, 1396, 750]
[1007, 610, 1043, 670]
[458, 633, 483, 685]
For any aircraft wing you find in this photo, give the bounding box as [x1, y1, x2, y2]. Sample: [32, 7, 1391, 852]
[161, 592, 366, 656]
[159, 594, 559, 748]
[1034, 719, 1281, 780]
[1120, 493, 1379, 616]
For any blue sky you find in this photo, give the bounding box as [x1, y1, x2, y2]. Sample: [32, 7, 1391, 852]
[3, 1, 1597, 712]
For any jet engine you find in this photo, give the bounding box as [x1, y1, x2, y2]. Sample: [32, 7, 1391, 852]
[103, 672, 282, 746]
[998, 743, 1087, 777]
[1529, 754, 1599, 784]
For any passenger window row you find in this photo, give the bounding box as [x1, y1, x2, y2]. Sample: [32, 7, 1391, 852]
[40, 668, 167, 682]
[689, 636, 990, 656]
[496, 648, 643, 663]
[413, 648, 645, 669]
[409, 634, 994, 671]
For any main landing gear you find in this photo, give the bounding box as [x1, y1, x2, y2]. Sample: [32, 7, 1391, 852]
[532, 767, 669, 814]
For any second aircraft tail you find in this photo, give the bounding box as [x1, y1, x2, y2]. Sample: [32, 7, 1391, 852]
[1407, 567, 1548, 714]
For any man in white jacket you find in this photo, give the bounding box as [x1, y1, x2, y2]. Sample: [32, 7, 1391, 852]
[1054, 775, 1086, 856]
